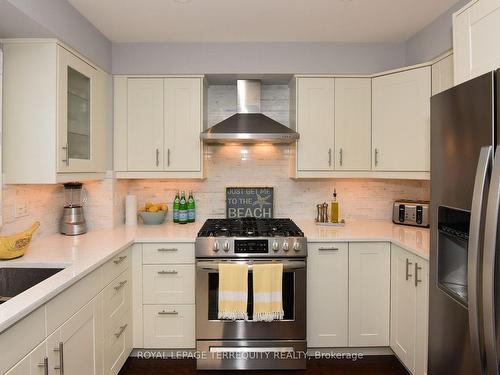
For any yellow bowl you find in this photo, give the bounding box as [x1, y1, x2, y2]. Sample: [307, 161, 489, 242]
[0, 222, 40, 260]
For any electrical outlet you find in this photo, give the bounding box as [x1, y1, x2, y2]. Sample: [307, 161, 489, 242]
[15, 200, 29, 218]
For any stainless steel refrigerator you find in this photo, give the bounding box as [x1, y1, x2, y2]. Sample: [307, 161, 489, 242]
[429, 70, 500, 374]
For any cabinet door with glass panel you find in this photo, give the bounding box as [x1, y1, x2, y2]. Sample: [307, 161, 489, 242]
[57, 47, 101, 173]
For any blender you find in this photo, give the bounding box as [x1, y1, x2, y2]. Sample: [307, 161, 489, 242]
[60, 182, 88, 235]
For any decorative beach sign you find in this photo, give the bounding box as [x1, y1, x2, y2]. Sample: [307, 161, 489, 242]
[226, 187, 274, 218]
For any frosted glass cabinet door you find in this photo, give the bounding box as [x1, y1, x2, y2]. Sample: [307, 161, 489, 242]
[57, 46, 99, 173]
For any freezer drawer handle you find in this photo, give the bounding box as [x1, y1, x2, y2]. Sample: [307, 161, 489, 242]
[482, 145, 500, 375]
[405, 258, 413, 280]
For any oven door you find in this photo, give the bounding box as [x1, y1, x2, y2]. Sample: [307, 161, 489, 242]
[196, 259, 306, 341]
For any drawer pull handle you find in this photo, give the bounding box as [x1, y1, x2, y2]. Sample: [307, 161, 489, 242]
[114, 280, 128, 291]
[157, 248, 178, 252]
[53, 342, 64, 374]
[318, 247, 339, 251]
[114, 324, 128, 338]
[159, 310, 178, 315]
[113, 255, 127, 265]
[158, 270, 178, 275]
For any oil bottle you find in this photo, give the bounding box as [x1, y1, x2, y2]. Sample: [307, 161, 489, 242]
[330, 189, 339, 224]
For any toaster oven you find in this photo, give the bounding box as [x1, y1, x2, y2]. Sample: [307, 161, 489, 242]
[392, 200, 430, 227]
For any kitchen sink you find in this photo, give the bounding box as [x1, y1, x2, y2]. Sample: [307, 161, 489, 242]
[0, 267, 64, 305]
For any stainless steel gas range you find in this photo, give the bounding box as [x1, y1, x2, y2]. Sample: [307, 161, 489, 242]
[195, 218, 307, 370]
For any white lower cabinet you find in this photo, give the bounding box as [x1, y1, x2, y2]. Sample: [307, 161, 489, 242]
[391, 244, 429, 375]
[143, 305, 196, 348]
[5, 342, 47, 375]
[307, 243, 349, 347]
[348, 242, 390, 347]
[3, 247, 133, 375]
[142, 264, 195, 304]
[138, 242, 196, 349]
[47, 296, 103, 375]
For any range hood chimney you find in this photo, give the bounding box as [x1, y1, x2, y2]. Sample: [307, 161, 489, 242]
[200, 80, 299, 144]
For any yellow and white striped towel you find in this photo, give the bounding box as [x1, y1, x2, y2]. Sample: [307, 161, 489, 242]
[218, 263, 248, 320]
[252, 263, 284, 322]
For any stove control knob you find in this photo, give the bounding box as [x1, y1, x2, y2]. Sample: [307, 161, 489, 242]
[293, 242, 301, 252]
[213, 241, 220, 252]
[223, 241, 230, 252]
[272, 240, 279, 252]
[282, 241, 290, 252]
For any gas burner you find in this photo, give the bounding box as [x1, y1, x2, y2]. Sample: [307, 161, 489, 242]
[197, 218, 304, 238]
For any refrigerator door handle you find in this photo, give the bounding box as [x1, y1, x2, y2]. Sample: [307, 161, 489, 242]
[469, 145, 493, 372]
[483, 145, 500, 375]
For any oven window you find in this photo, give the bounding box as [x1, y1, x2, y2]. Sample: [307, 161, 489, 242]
[208, 272, 295, 320]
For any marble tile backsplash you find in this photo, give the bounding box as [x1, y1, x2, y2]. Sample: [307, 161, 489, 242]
[128, 144, 430, 222]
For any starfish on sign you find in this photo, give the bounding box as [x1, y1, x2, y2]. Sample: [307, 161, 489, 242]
[253, 193, 272, 209]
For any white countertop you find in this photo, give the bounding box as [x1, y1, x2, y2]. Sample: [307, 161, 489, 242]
[0, 219, 428, 333]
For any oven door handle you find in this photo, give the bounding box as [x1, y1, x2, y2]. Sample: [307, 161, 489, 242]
[196, 260, 306, 271]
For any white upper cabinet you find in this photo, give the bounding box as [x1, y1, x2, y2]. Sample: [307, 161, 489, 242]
[372, 67, 431, 172]
[453, 0, 500, 85]
[114, 75, 205, 179]
[164, 78, 203, 172]
[432, 54, 454, 95]
[334, 78, 372, 170]
[127, 79, 164, 171]
[2, 39, 107, 183]
[296, 77, 335, 172]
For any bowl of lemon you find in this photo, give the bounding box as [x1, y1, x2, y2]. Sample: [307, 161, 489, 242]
[138, 202, 168, 225]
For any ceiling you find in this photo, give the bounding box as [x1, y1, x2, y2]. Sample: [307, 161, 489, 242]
[68, 0, 460, 43]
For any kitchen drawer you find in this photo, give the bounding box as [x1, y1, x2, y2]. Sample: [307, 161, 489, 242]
[102, 247, 132, 288]
[0, 307, 46, 375]
[142, 243, 195, 264]
[103, 269, 132, 324]
[142, 265, 195, 304]
[46, 267, 101, 334]
[143, 305, 195, 349]
[104, 309, 132, 375]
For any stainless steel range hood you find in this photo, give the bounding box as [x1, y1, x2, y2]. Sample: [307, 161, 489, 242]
[200, 80, 299, 144]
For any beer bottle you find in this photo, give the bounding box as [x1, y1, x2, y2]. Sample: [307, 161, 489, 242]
[187, 191, 196, 223]
[178, 191, 188, 224]
[173, 191, 180, 223]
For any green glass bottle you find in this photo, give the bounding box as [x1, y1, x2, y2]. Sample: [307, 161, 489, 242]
[173, 191, 180, 223]
[178, 191, 188, 224]
[187, 191, 196, 223]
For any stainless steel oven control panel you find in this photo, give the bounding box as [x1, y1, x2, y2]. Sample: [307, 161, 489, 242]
[195, 237, 307, 258]
[392, 200, 430, 227]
